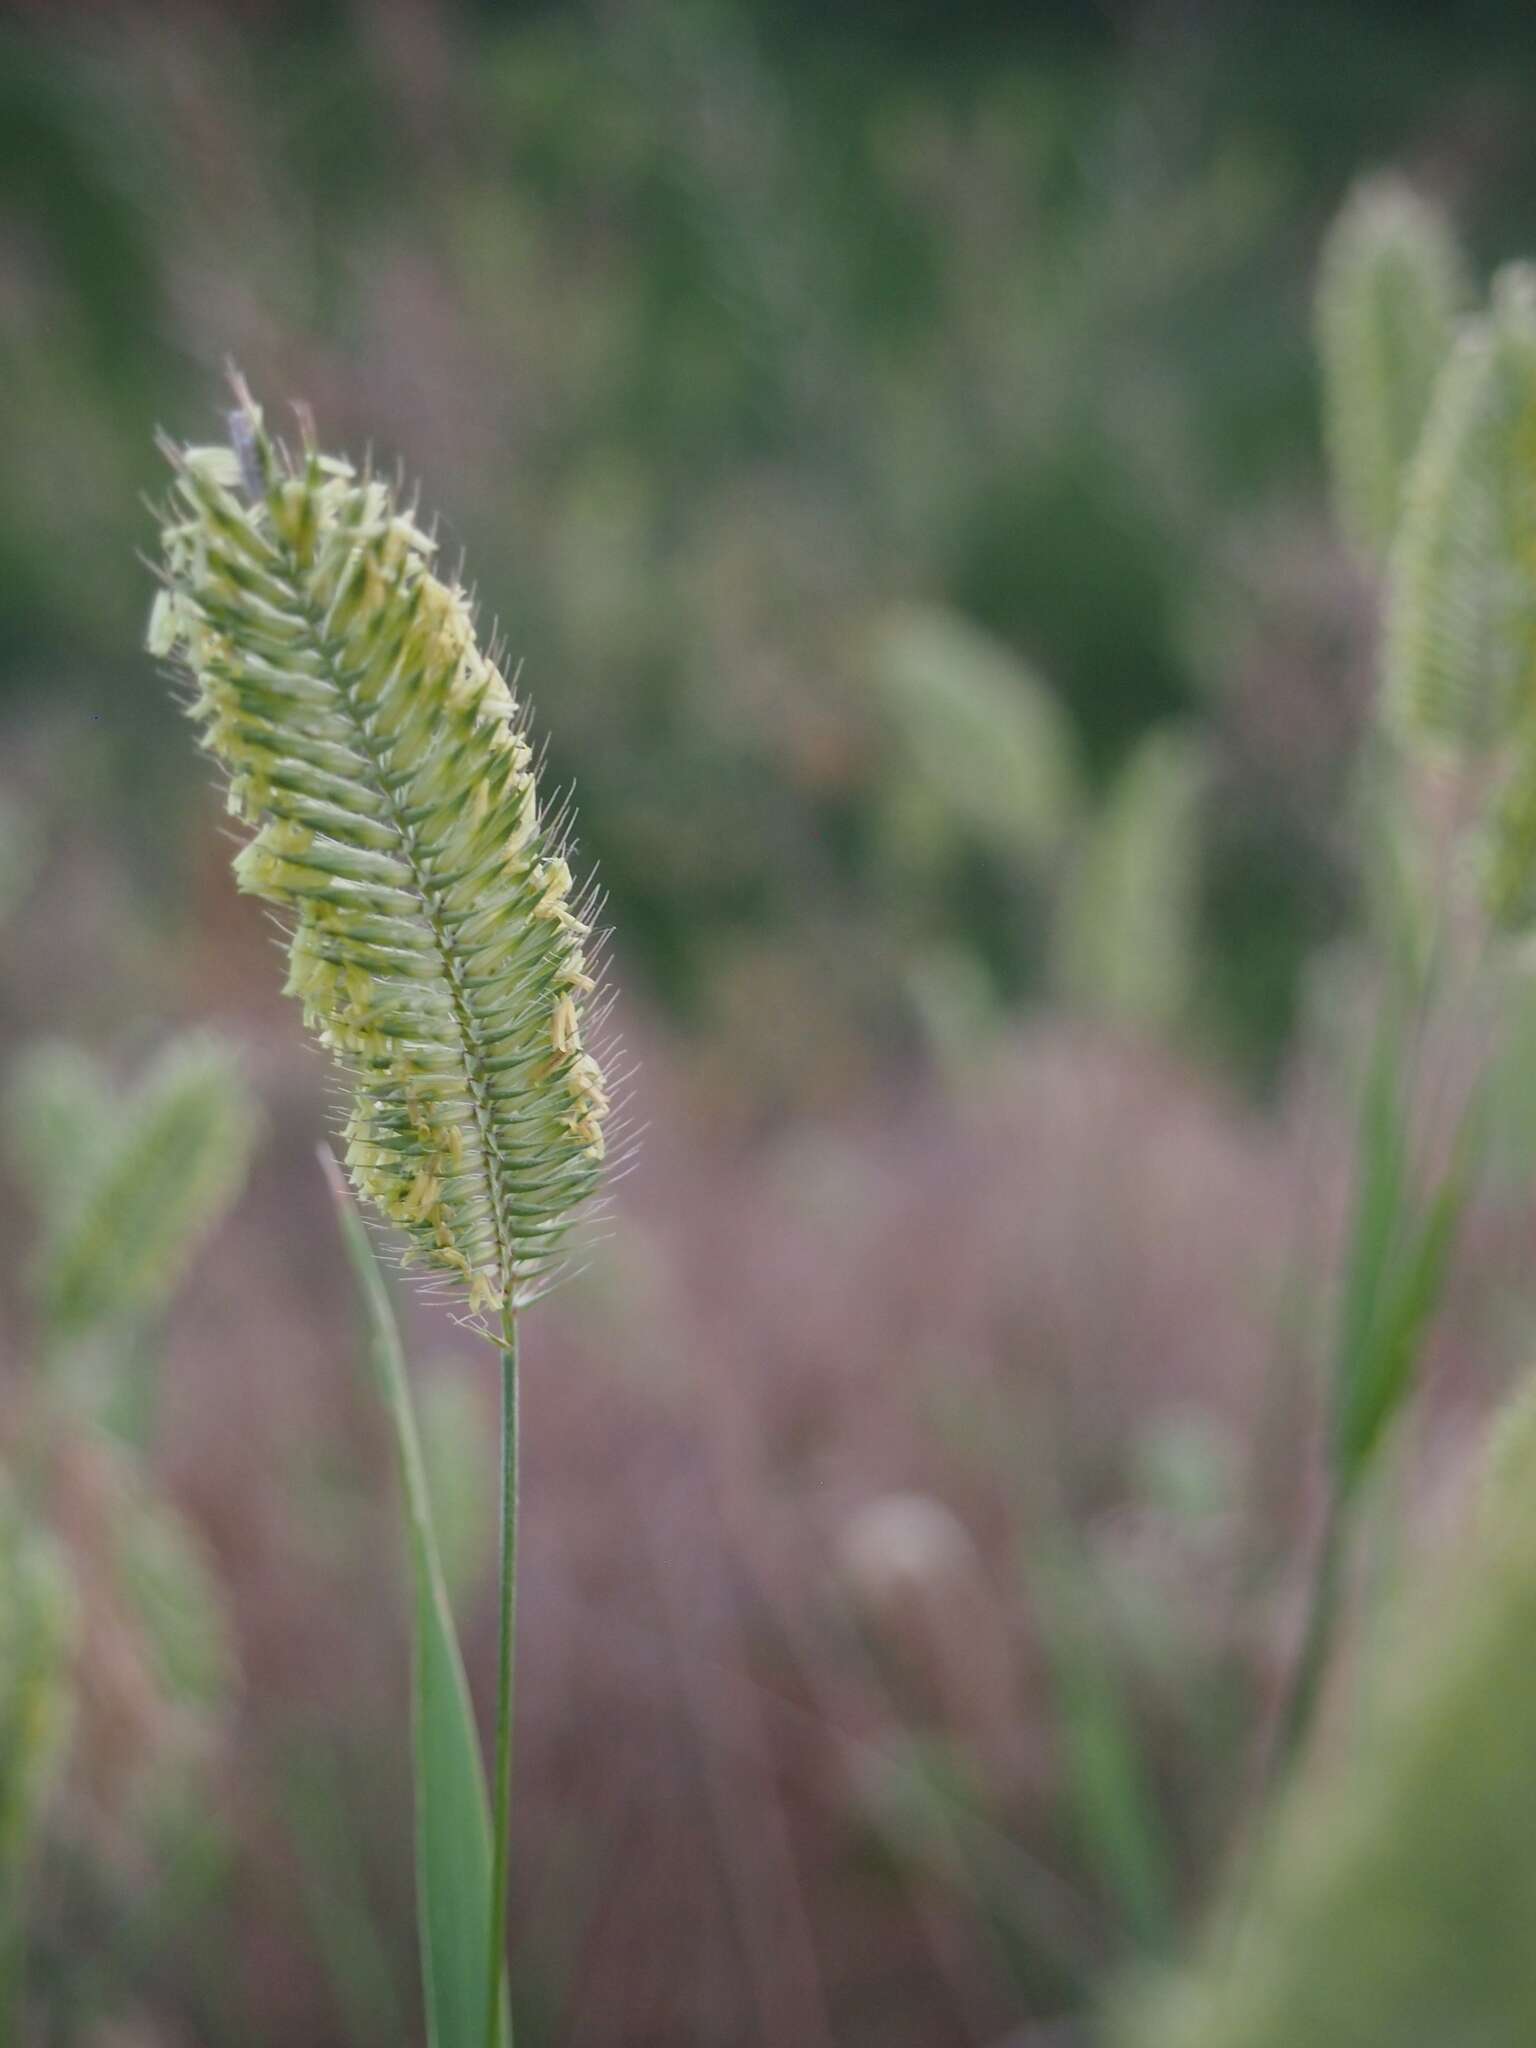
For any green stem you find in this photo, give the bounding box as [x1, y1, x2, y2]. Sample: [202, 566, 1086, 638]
[1265, 1484, 1350, 1794]
[484, 1311, 520, 2048]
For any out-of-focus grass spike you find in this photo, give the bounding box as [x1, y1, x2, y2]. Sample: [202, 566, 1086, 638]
[1384, 264, 1536, 753]
[116, 1476, 237, 1725]
[868, 602, 1081, 868]
[1316, 175, 1465, 561]
[6, 1041, 116, 1225]
[35, 1033, 257, 1348]
[1053, 725, 1208, 1035]
[150, 383, 613, 1331]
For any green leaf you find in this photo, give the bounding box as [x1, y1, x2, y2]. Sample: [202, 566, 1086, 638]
[1331, 1008, 1410, 1437]
[1033, 1544, 1174, 1954]
[1330, 1010, 1479, 1488]
[1335, 1134, 1473, 1483]
[324, 1153, 510, 2048]
[1353, 738, 1439, 989]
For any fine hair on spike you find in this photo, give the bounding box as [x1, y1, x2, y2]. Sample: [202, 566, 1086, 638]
[149, 378, 614, 1332]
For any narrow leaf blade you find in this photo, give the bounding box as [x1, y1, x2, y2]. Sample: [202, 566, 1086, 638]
[1034, 1542, 1174, 1954]
[323, 1153, 509, 2048]
[1337, 1126, 1475, 1482]
[1332, 1010, 1410, 1454]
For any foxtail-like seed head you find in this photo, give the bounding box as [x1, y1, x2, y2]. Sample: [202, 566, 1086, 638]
[1383, 265, 1536, 757]
[1316, 175, 1465, 562]
[150, 381, 614, 1327]
[1380, 266, 1536, 929]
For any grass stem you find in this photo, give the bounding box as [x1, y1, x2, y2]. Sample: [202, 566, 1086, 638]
[1265, 1485, 1350, 1794]
[485, 1313, 520, 2048]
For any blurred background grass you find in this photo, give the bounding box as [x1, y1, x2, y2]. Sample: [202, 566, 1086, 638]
[10, 2, 1536, 2044]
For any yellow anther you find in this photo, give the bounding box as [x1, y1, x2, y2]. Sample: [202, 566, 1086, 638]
[550, 995, 580, 1055]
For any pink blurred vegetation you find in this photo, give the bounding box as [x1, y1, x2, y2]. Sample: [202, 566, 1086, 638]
[7, 3, 1536, 2044]
[7, 802, 1527, 2046]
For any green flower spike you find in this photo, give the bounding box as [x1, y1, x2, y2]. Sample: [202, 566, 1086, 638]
[1316, 175, 1465, 563]
[1384, 265, 1536, 757]
[1383, 267, 1536, 927]
[149, 380, 615, 1329]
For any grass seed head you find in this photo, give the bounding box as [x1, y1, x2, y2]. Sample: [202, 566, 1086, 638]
[1316, 174, 1465, 562]
[151, 381, 613, 1327]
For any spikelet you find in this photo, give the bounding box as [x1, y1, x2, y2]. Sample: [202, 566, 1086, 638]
[1316, 176, 1465, 561]
[150, 385, 613, 1327]
[1384, 265, 1536, 753]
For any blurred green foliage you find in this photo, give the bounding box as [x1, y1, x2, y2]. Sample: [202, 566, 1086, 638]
[1053, 728, 1210, 1035]
[868, 604, 1080, 871]
[1116, 1367, 1536, 2048]
[9, 1034, 259, 1436]
[1094, 137, 1536, 2048]
[14, 2, 1536, 1074]
[327, 1162, 509, 2048]
[0, 1484, 77, 2005]
[0, 1018, 254, 2037]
